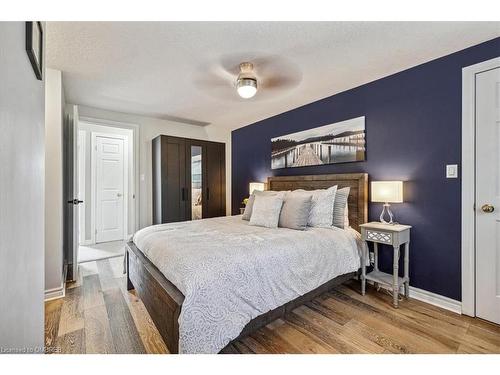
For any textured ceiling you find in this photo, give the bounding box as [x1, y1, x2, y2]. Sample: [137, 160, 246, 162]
[46, 22, 500, 130]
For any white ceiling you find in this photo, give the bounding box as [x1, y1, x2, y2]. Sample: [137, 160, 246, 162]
[46, 22, 499, 130]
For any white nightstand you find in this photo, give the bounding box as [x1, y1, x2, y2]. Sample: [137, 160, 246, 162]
[360, 222, 411, 308]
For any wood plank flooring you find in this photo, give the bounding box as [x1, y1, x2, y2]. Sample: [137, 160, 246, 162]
[45, 256, 500, 354]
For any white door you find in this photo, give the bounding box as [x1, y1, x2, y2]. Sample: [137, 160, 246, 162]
[476, 66, 500, 325]
[95, 135, 126, 243]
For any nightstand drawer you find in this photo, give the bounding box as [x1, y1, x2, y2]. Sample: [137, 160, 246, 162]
[365, 230, 393, 244]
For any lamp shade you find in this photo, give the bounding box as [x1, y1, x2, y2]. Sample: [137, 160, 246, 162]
[371, 181, 403, 203]
[249, 182, 265, 195]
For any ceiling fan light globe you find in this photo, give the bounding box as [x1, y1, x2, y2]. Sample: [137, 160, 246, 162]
[236, 78, 257, 99]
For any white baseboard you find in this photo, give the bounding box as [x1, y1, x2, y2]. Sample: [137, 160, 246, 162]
[44, 264, 67, 301]
[408, 286, 462, 314]
[367, 280, 462, 314]
[44, 285, 65, 301]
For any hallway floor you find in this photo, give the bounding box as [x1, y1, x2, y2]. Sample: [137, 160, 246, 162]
[78, 240, 126, 263]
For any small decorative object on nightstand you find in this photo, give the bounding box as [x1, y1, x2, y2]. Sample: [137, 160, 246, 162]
[360, 222, 411, 308]
[239, 207, 245, 214]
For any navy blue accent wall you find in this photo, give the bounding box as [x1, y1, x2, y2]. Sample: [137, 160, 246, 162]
[231, 37, 500, 301]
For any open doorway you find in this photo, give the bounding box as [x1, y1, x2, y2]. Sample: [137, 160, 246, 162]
[76, 118, 137, 264]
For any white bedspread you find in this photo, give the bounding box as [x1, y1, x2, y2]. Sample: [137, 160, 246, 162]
[133, 215, 363, 354]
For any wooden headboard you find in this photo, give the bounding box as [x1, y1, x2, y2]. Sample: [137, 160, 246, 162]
[267, 173, 368, 232]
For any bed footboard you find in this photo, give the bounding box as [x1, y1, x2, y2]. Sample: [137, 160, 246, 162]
[126, 242, 184, 353]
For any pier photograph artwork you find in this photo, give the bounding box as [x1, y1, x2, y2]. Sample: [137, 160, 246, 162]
[271, 116, 366, 169]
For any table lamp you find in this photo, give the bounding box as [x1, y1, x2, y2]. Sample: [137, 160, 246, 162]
[249, 182, 265, 195]
[371, 181, 403, 224]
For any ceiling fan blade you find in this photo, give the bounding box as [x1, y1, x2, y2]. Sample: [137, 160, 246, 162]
[194, 77, 229, 89]
[260, 75, 301, 90]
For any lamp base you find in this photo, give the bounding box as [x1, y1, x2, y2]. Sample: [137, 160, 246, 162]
[379, 203, 395, 224]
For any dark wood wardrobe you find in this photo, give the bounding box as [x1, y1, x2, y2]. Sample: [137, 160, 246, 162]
[152, 135, 226, 224]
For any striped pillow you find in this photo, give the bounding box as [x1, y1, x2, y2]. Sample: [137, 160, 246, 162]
[333, 187, 350, 229]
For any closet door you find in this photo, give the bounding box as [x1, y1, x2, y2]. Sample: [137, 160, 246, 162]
[204, 142, 225, 218]
[152, 135, 187, 224]
[165, 137, 187, 222]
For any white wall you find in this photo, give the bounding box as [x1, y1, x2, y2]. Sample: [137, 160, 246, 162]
[44, 68, 65, 295]
[0, 22, 45, 352]
[76, 105, 232, 230]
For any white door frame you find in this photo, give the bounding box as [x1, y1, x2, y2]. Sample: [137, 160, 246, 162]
[77, 130, 86, 245]
[91, 132, 129, 243]
[461, 56, 500, 316]
[80, 116, 140, 238]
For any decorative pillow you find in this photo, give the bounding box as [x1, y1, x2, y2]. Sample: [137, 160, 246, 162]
[241, 194, 255, 220]
[278, 192, 312, 230]
[344, 203, 350, 229]
[295, 186, 337, 228]
[333, 187, 350, 229]
[242, 190, 286, 221]
[249, 193, 285, 228]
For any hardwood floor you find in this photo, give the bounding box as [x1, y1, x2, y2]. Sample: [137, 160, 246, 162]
[45, 256, 500, 354]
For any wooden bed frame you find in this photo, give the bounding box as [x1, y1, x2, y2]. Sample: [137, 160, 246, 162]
[126, 173, 368, 353]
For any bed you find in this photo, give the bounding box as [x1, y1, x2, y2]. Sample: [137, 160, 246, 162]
[126, 173, 368, 353]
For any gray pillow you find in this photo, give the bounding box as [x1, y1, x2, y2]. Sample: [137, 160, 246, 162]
[241, 194, 255, 220]
[333, 187, 350, 229]
[242, 190, 284, 221]
[278, 192, 312, 230]
[305, 185, 337, 228]
[249, 193, 285, 228]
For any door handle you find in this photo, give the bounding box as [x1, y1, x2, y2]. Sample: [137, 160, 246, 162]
[67, 199, 84, 205]
[117, 193, 123, 197]
[181, 187, 186, 201]
[481, 204, 495, 213]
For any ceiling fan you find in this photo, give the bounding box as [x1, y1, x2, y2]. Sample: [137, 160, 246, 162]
[194, 54, 302, 101]
[236, 62, 258, 99]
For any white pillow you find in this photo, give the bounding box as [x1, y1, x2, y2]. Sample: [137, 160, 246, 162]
[242, 190, 286, 221]
[249, 192, 285, 228]
[296, 186, 337, 228]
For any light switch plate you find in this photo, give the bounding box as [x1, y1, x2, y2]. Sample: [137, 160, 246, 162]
[446, 164, 458, 178]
